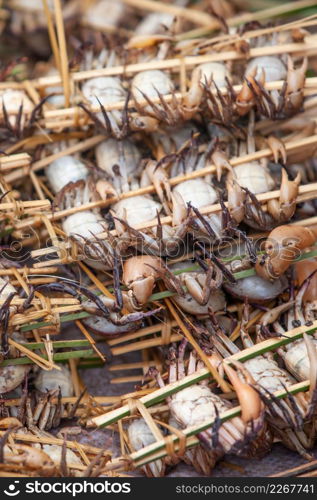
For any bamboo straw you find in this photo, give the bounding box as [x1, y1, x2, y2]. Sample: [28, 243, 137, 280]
[92, 319, 317, 428]
[53, 0, 70, 107]
[26, 35, 317, 90]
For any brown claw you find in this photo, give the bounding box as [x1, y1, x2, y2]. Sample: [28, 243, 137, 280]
[267, 135, 287, 164]
[212, 149, 234, 181]
[236, 67, 264, 116]
[303, 333, 317, 398]
[227, 179, 246, 224]
[267, 169, 300, 221]
[255, 225, 317, 279]
[286, 56, 307, 110]
[223, 362, 262, 423]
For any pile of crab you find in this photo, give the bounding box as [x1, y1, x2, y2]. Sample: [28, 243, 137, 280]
[1, 0, 317, 478]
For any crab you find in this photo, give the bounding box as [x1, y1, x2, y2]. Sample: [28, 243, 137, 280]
[208, 302, 317, 459]
[151, 340, 270, 472]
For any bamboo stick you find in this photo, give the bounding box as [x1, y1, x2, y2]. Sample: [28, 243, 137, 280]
[92, 320, 317, 428]
[25, 36, 317, 90]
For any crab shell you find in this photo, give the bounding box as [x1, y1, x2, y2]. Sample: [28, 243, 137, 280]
[192, 62, 231, 88]
[229, 162, 275, 194]
[34, 365, 74, 397]
[45, 155, 88, 194]
[81, 76, 126, 108]
[131, 70, 174, 104]
[173, 178, 218, 207]
[135, 12, 174, 35]
[294, 259, 317, 302]
[82, 315, 138, 338]
[0, 89, 34, 128]
[128, 418, 165, 477]
[224, 274, 287, 302]
[284, 339, 317, 381]
[113, 196, 162, 227]
[0, 332, 31, 394]
[62, 211, 105, 240]
[246, 56, 287, 83]
[42, 444, 83, 467]
[95, 138, 141, 191]
[123, 255, 164, 305]
[242, 356, 295, 393]
[82, 0, 125, 31]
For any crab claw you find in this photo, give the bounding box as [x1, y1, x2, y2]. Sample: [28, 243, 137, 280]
[267, 169, 301, 221]
[143, 160, 172, 212]
[227, 179, 246, 224]
[123, 255, 164, 306]
[182, 68, 203, 119]
[223, 361, 262, 423]
[303, 333, 317, 400]
[211, 149, 234, 182]
[171, 190, 187, 226]
[130, 115, 159, 133]
[95, 179, 118, 200]
[266, 135, 287, 164]
[236, 67, 264, 116]
[255, 225, 317, 280]
[286, 56, 307, 111]
[126, 34, 174, 50]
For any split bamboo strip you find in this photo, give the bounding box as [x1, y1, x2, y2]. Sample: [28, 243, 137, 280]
[28, 35, 317, 90]
[42, 76, 317, 130]
[105, 378, 311, 471]
[53, 0, 70, 107]
[30, 176, 317, 263]
[271, 460, 317, 477]
[42, 0, 61, 74]
[92, 320, 317, 428]
[0, 199, 50, 213]
[75, 320, 106, 362]
[176, 0, 317, 40]
[4, 135, 105, 184]
[0, 430, 112, 460]
[0, 153, 30, 172]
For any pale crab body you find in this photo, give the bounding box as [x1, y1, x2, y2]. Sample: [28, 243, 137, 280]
[82, 0, 125, 32]
[62, 211, 105, 240]
[132, 70, 174, 104]
[243, 357, 295, 393]
[95, 138, 142, 193]
[246, 56, 287, 84]
[230, 161, 275, 194]
[111, 196, 176, 255]
[57, 181, 111, 270]
[169, 260, 226, 315]
[284, 339, 317, 381]
[0, 89, 34, 129]
[34, 365, 74, 398]
[45, 155, 88, 194]
[113, 196, 161, 227]
[157, 347, 269, 468]
[81, 76, 126, 133]
[127, 419, 165, 477]
[225, 274, 287, 302]
[173, 178, 217, 207]
[0, 332, 31, 394]
[135, 12, 175, 36]
[170, 384, 229, 431]
[82, 76, 126, 108]
[172, 178, 223, 240]
[192, 62, 231, 89]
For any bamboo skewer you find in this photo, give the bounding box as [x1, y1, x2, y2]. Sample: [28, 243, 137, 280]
[19, 35, 317, 91]
[92, 320, 317, 428]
